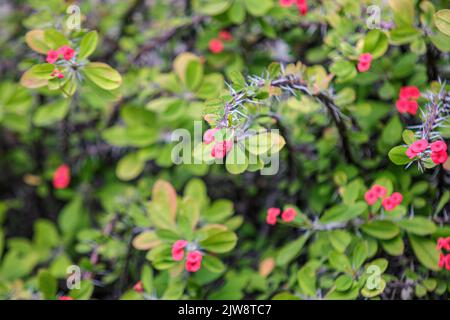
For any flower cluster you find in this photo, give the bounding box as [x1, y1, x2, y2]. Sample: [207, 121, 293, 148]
[203, 128, 233, 159]
[53, 164, 70, 189]
[406, 139, 448, 165]
[396, 86, 420, 115]
[279, 0, 308, 15]
[357, 53, 372, 72]
[208, 30, 233, 54]
[266, 207, 297, 225]
[58, 296, 74, 300]
[171, 240, 203, 272]
[46, 45, 75, 63]
[437, 237, 450, 271]
[364, 184, 403, 211]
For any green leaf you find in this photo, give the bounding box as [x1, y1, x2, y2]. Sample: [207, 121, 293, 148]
[78, 30, 98, 60]
[185, 59, 204, 91]
[335, 274, 353, 292]
[20, 64, 55, 88]
[320, 202, 367, 224]
[397, 217, 437, 235]
[297, 264, 317, 297]
[434, 9, 450, 36]
[141, 264, 154, 293]
[388, 146, 410, 165]
[226, 143, 248, 174]
[409, 235, 440, 271]
[69, 280, 94, 300]
[228, 0, 246, 24]
[363, 30, 388, 59]
[330, 60, 356, 82]
[202, 255, 226, 274]
[132, 231, 160, 250]
[34, 219, 59, 248]
[38, 270, 57, 300]
[351, 241, 368, 270]
[389, 0, 415, 27]
[25, 30, 51, 54]
[44, 29, 69, 49]
[205, 199, 234, 223]
[245, 0, 273, 17]
[192, 0, 232, 15]
[328, 251, 352, 273]
[116, 152, 145, 181]
[200, 229, 237, 253]
[361, 278, 386, 298]
[402, 129, 415, 144]
[380, 236, 404, 256]
[389, 27, 421, 45]
[83, 62, 122, 90]
[328, 230, 352, 253]
[276, 233, 310, 266]
[360, 220, 400, 240]
[245, 131, 285, 155]
[33, 100, 70, 127]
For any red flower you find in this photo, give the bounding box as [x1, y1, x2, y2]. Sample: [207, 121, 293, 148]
[58, 45, 76, 61]
[431, 150, 448, 165]
[281, 208, 297, 222]
[279, 0, 295, 7]
[133, 281, 144, 293]
[371, 185, 387, 198]
[364, 189, 378, 205]
[406, 147, 417, 159]
[53, 164, 70, 189]
[208, 39, 224, 54]
[296, 0, 308, 15]
[399, 86, 420, 100]
[446, 255, 450, 271]
[437, 237, 450, 251]
[58, 296, 73, 300]
[218, 30, 233, 41]
[46, 50, 60, 64]
[211, 140, 232, 159]
[203, 128, 219, 145]
[396, 86, 420, 115]
[172, 240, 188, 261]
[438, 253, 446, 268]
[410, 139, 428, 153]
[430, 140, 447, 153]
[357, 53, 372, 72]
[396, 98, 409, 113]
[390, 192, 403, 205]
[185, 250, 202, 272]
[266, 207, 280, 225]
[407, 100, 418, 115]
[382, 196, 396, 211]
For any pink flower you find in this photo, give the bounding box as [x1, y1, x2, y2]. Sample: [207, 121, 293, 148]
[396, 98, 409, 113]
[58, 45, 76, 61]
[218, 30, 233, 41]
[211, 140, 232, 159]
[133, 281, 144, 293]
[266, 207, 280, 225]
[203, 128, 219, 145]
[53, 164, 70, 189]
[281, 208, 297, 222]
[58, 296, 73, 300]
[371, 185, 387, 198]
[410, 139, 428, 153]
[296, 0, 308, 15]
[171, 240, 187, 261]
[431, 140, 447, 153]
[406, 147, 417, 159]
[437, 237, 450, 251]
[208, 39, 224, 54]
[438, 253, 446, 268]
[399, 86, 420, 100]
[185, 250, 202, 272]
[46, 50, 60, 64]
[431, 150, 448, 165]
[390, 192, 403, 205]
[364, 189, 378, 205]
[407, 100, 418, 115]
[382, 196, 396, 211]
[279, 0, 295, 7]
[357, 53, 372, 72]
[446, 255, 450, 271]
